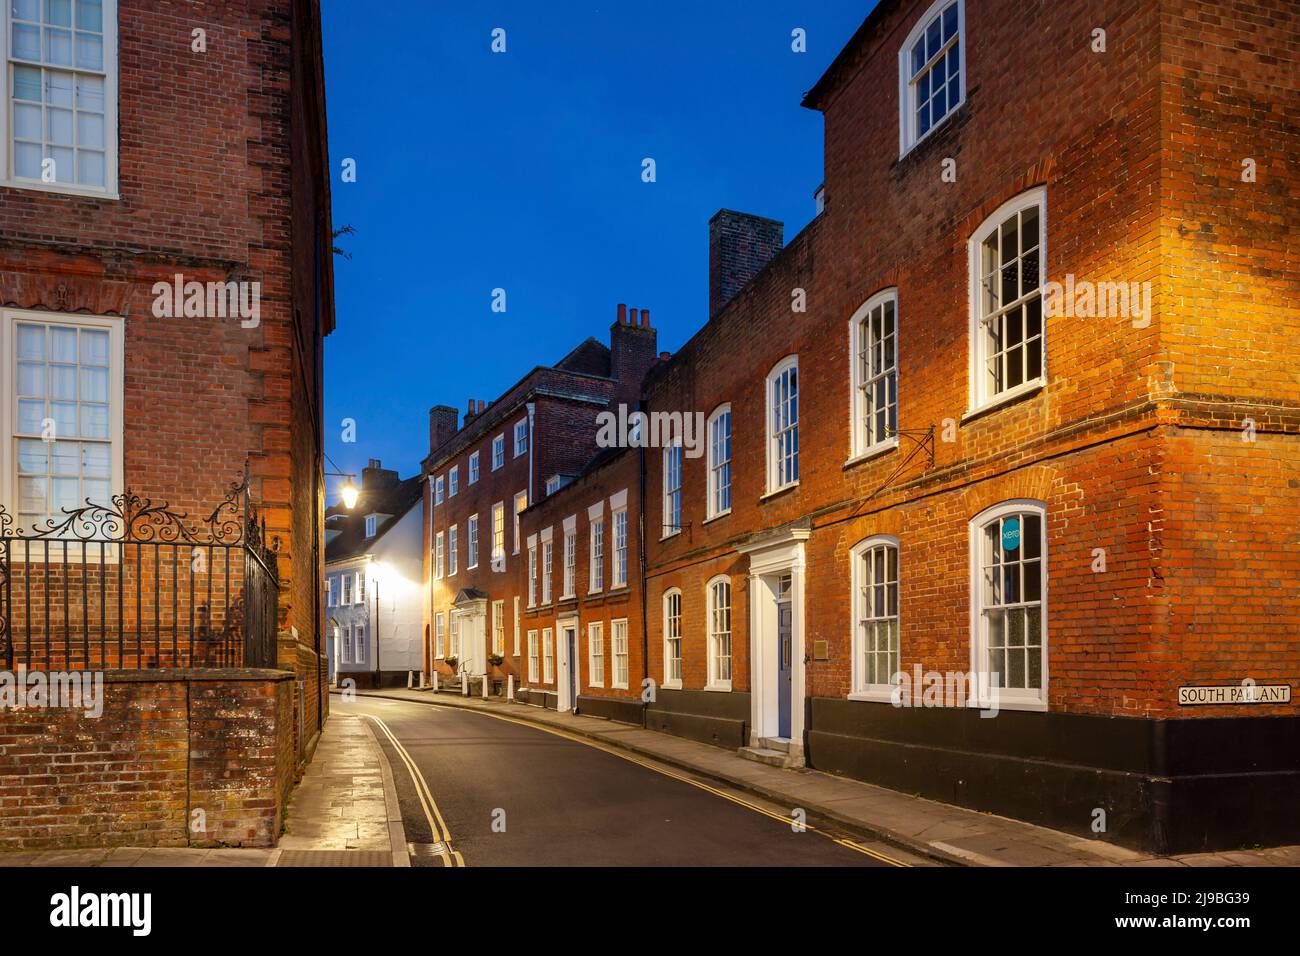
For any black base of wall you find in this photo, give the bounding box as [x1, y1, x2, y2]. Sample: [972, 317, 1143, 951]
[807, 697, 1300, 855]
[516, 688, 558, 710]
[575, 695, 642, 725]
[646, 689, 750, 749]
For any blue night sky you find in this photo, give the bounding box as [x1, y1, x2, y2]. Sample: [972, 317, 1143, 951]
[321, 1, 876, 500]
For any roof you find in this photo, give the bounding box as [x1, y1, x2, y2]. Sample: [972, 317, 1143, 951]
[802, 0, 904, 112]
[324, 474, 423, 563]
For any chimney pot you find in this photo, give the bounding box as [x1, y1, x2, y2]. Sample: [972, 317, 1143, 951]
[617, 303, 627, 325]
[629, 308, 639, 326]
[640, 309, 650, 328]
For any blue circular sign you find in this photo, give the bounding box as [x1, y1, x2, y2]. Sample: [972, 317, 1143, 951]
[1001, 517, 1021, 552]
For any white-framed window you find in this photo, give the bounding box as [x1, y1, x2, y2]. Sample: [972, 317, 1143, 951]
[468, 451, 480, 485]
[364, 514, 377, 538]
[434, 611, 445, 658]
[527, 630, 539, 683]
[512, 596, 520, 655]
[513, 490, 526, 553]
[449, 614, 461, 660]
[970, 500, 1047, 710]
[850, 290, 899, 459]
[325, 576, 333, 608]
[356, 570, 365, 605]
[850, 536, 900, 699]
[527, 541, 538, 607]
[541, 537, 553, 604]
[706, 404, 731, 519]
[448, 524, 458, 576]
[492, 434, 505, 470]
[707, 576, 732, 689]
[467, 513, 479, 569]
[612, 508, 628, 587]
[342, 625, 354, 664]
[766, 356, 799, 493]
[513, 419, 528, 457]
[353, 623, 366, 664]
[968, 188, 1046, 413]
[435, 475, 444, 505]
[542, 627, 554, 683]
[611, 619, 629, 689]
[2, 310, 122, 531]
[663, 589, 682, 687]
[662, 444, 682, 538]
[587, 621, 604, 688]
[899, 0, 964, 156]
[491, 599, 504, 654]
[589, 515, 604, 593]
[562, 525, 576, 598]
[545, 475, 560, 496]
[491, 502, 505, 569]
[341, 572, 353, 605]
[3, 0, 119, 196]
[448, 465, 459, 498]
[434, 531, 444, 580]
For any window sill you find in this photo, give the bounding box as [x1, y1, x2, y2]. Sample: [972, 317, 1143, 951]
[662, 680, 682, 690]
[760, 481, 799, 502]
[611, 684, 629, 691]
[844, 437, 900, 470]
[588, 682, 604, 690]
[962, 378, 1046, 423]
[702, 509, 731, 526]
[4, 179, 121, 201]
[659, 530, 681, 542]
[704, 681, 732, 693]
[972, 696, 1047, 713]
[467, 563, 478, 572]
[608, 583, 629, 593]
[587, 588, 603, 597]
[847, 689, 896, 704]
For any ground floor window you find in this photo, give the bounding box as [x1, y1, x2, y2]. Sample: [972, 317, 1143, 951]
[707, 576, 732, 688]
[588, 622, 604, 687]
[543, 627, 554, 683]
[663, 589, 682, 686]
[611, 619, 628, 689]
[851, 536, 899, 695]
[972, 500, 1047, 707]
[527, 630, 539, 683]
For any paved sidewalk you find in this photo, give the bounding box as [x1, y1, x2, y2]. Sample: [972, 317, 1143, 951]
[346, 685, 1300, 868]
[0, 711, 409, 868]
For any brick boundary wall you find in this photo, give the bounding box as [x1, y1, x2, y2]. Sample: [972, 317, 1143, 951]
[0, 669, 295, 850]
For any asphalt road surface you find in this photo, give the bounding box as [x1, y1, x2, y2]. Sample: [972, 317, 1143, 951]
[339, 694, 920, 867]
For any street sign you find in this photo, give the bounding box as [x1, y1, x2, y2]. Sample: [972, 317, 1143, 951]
[1177, 684, 1291, 705]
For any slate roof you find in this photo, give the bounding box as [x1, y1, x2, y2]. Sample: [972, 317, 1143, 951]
[324, 474, 423, 563]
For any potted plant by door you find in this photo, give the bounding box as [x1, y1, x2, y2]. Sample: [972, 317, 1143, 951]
[444, 656, 458, 670]
[487, 653, 504, 667]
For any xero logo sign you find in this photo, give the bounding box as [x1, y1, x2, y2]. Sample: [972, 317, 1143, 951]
[1000, 517, 1021, 552]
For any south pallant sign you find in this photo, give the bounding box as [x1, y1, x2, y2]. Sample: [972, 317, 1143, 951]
[1177, 684, 1291, 706]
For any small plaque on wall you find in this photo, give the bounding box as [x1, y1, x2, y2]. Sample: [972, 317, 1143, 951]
[813, 640, 829, 661]
[1177, 684, 1291, 706]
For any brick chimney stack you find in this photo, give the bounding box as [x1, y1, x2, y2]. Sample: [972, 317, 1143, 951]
[709, 209, 784, 318]
[609, 302, 658, 407]
[429, 405, 459, 455]
[360, 458, 399, 492]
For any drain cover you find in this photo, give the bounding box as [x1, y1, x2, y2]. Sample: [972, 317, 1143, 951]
[277, 849, 391, 867]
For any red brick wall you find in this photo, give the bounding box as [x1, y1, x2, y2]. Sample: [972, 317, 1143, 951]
[0, 670, 295, 849]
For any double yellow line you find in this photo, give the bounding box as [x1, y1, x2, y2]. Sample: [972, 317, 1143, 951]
[431, 703, 910, 868]
[366, 713, 464, 867]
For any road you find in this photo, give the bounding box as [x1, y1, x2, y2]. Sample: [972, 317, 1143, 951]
[339, 694, 921, 867]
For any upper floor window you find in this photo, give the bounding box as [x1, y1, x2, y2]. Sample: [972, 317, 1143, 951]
[527, 540, 537, 607]
[589, 508, 604, 593]
[766, 356, 799, 493]
[612, 507, 628, 587]
[435, 475, 444, 505]
[513, 490, 527, 553]
[448, 465, 458, 498]
[545, 475, 560, 496]
[970, 500, 1047, 710]
[969, 188, 1046, 413]
[663, 589, 682, 687]
[468, 451, 480, 484]
[513, 419, 528, 457]
[467, 513, 479, 569]
[851, 536, 899, 698]
[562, 524, 576, 598]
[491, 502, 505, 569]
[434, 530, 444, 579]
[4, 0, 118, 195]
[662, 445, 682, 537]
[492, 434, 505, 470]
[899, 0, 964, 155]
[448, 524, 458, 576]
[707, 405, 731, 519]
[541, 535, 553, 604]
[850, 290, 899, 458]
[341, 572, 352, 605]
[325, 576, 334, 608]
[364, 514, 377, 538]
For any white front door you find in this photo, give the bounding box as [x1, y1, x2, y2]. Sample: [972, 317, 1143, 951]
[557, 620, 578, 712]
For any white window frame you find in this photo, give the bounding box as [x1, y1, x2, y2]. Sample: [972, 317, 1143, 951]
[325, 576, 333, 608]
[513, 418, 528, 457]
[848, 289, 900, 462]
[434, 531, 444, 580]
[356, 570, 365, 605]
[969, 499, 1048, 712]
[513, 490, 527, 553]
[353, 622, 366, 664]
[706, 404, 731, 520]
[612, 507, 628, 588]
[706, 575, 733, 691]
[849, 535, 900, 701]
[512, 596, 521, 655]
[542, 627, 554, 683]
[545, 475, 560, 495]
[587, 502, 604, 594]
[0, 309, 124, 536]
[562, 520, 576, 598]
[527, 537, 538, 607]
[765, 355, 799, 495]
[966, 187, 1048, 416]
[898, 0, 965, 157]
[662, 588, 682, 689]
[448, 465, 458, 498]
[448, 524, 458, 576]
[527, 629, 539, 683]
[541, 532, 553, 605]
[491, 501, 505, 570]
[611, 618, 629, 689]
[364, 514, 377, 538]
[491, 599, 504, 654]
[342, 625, 353, 664]
[587, 621, 604, 688]
[341, 572, 353, 605]
[435, 475, 444, 505]
[468, 450, 480, 484]
[492, 434, 505, 470]
[434, 611, 446, 658]
[662, 444, 682, 539]
[467, 513, 479, 569]
[1, 0, 120, 197]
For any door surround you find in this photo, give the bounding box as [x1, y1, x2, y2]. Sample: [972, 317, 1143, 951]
[557, 611, 579, 712]
[738, 525, 809, 766]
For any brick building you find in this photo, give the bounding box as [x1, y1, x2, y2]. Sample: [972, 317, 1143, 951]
[0, 0, 334, 848]
[421, 0, 1299, 854]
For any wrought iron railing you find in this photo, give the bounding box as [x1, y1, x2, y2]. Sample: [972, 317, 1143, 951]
[0, 473, 280, 671]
